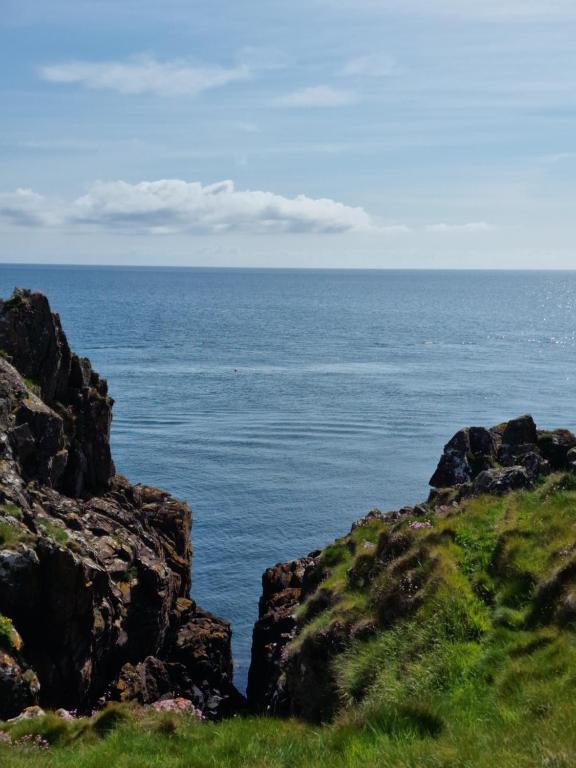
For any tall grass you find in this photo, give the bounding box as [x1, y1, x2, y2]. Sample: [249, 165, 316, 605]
[2, 474, 576, 767]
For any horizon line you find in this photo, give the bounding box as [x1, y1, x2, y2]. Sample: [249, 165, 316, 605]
[1, 262, 576, 273]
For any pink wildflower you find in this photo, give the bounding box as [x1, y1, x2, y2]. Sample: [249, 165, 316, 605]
[15, 734, 50, 750]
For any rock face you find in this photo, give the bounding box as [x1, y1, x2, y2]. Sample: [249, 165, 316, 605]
[428, 415, 576, 501]
[247, 555, 319, 714]
[0, 288, 114, 498]
[0, 289, 241, 719]
[248, 415, 576, 722]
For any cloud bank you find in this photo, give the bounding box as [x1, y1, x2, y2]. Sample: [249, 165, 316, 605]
[40, 55, 249, 97]
[0, 180, 374, 234]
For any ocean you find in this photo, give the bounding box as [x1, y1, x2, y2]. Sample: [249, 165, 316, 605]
[1, 265, 575, 690]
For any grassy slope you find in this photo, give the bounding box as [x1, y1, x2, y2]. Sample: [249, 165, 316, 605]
[2, 474, 576, 767]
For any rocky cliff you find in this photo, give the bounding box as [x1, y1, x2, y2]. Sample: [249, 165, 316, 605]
[0, 289, 242, 720]
[247, 414, 576, 721]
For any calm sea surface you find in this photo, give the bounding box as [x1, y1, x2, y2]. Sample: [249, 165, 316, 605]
[1, 266, 575, 689]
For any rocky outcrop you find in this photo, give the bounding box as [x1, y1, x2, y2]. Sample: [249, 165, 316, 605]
[0, 289, 241, 719]
[247, 555, 319, 714]
[248, 415, 576, 722]
[428, 415, 576, 502]
[0, 288, 114, 498]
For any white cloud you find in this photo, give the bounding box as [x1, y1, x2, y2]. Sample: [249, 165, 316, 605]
[39, 55, 249, 97]
[425, 222, 494, 233]
[0, 179, 374, 235]
[341, 54, 398, 77]
[274, 85, 357, 108]
[0, 188, 62, 227]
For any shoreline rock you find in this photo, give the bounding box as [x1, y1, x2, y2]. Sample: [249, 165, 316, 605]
[0, 289, 242, 720]
[247, 414, 576, 721]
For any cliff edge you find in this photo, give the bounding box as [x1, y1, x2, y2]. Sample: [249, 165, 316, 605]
[248, 414, 576, 721]
[0, 288, 242, 719]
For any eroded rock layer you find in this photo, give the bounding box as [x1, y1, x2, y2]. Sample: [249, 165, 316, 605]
[0, 289, 242, 719]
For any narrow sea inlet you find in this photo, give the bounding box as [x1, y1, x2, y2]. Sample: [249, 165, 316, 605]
[1, 265, 575, 690]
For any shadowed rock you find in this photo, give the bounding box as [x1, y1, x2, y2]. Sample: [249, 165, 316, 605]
[0, 288, 242, 719]
[429, 415, 574, 497]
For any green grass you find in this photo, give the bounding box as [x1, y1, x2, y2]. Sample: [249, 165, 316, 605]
[38, 520, 69, 546]
[0, 615, 20, 652]
[0, 503, 23, 520]
[2, 473, 576, 767]
[0, 520, 26, 548]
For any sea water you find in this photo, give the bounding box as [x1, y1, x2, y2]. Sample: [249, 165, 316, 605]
[1, 266, 575, 690]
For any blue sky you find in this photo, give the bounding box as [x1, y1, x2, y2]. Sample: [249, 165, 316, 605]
[2, 0, 576, 267]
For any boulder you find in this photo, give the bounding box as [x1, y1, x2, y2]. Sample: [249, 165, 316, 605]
[537, 429, 576, 469]
[501, 415, 538, 446]
[430, 426, 497, 488]
[247, 555, 318, 713]
[430, 416, 562, 494]
[0, 651, 40, 720]
[472, 466, 532, 495]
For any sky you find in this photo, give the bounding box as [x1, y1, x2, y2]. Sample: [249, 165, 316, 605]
[1, 0, 576, 268]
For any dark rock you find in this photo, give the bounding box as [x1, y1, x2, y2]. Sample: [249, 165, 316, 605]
[0, 650, 40, 720]
[429, 429, 472, 487]
[283, 620, 348, 723]
[501, 415, 538, 446]
[430, 426, 498, 488]
[472, 466, 532, 496]
[0, 289, 115, 497]
[430, 416, 559, 493]
[116, 656, 180, 705]
[0, 289, 240, 718]
[537, 429, 576, 469]
[247, 555, 318, 713]
[520, 451, 550, 480]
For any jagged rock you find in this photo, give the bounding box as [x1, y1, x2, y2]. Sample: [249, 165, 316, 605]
[501, 415, 538, 446]
[429, 415, 574, 497]
[283, 620, 348, 723]
[0, 289, 240, 718]
[471, 466, 533, 495]
[537, 429, 576, 469]
[350, 509, 387, 530]
[0, 289, 114, 497]
[430, 426, 497, 488]
[247, 556, 318, 713]
[115, 656, 186, 705]
[0, 652, 40, 720]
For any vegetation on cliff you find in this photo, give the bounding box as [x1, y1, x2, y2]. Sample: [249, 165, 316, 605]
[2, 468, 576, 766]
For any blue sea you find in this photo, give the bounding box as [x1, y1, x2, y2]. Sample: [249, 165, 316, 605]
[1, 266, 576, 690]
